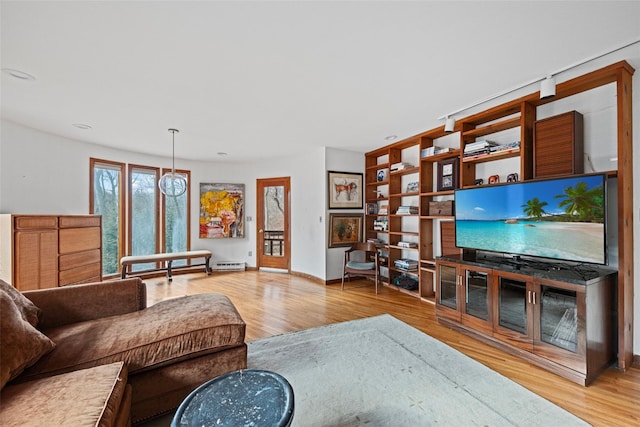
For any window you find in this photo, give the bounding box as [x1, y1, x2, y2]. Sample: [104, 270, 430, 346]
[163, 169, 190, 267]
[90, 159, 125, 276]
[90, 159, 191, 277]
[129, 165, 159, 272]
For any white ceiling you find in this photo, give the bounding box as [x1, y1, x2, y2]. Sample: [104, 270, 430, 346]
[2, 1, 639, 162]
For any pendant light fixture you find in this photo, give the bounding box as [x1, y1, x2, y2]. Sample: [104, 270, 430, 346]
[158, 128, 187, 197]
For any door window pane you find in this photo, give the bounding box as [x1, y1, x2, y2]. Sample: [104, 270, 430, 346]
[263, 186, 285, 257]
[540, 286, 577, 352]
[499, 277, 527, 334]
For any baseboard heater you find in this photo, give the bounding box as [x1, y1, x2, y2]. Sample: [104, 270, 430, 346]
[212, 261, 246, 271]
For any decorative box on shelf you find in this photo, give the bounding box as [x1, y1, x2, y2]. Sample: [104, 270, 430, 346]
[428, 201, 454, 216]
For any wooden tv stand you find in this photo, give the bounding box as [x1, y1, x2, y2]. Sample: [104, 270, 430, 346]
[435, 253, 617, 386]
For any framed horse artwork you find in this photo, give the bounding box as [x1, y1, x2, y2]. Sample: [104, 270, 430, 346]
[328, 171, 363, 209]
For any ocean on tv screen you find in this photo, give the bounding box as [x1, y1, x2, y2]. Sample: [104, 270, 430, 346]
[455, 174, 606, 264]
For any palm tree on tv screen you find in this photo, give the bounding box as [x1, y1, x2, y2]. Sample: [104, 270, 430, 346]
[554, 182, 604, 222]
[521, 197, 548, 220]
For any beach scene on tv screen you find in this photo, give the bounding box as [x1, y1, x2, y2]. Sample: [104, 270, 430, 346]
[455, 175, 606, 264]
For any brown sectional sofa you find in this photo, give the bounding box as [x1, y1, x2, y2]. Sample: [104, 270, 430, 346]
[0, 278, 247, 425]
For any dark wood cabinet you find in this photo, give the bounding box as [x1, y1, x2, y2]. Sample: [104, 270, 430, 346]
[436, 255, 616, 385]
[533, 111, 584, 178]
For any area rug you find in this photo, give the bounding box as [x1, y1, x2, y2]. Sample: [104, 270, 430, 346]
[246, 314, 588, 426]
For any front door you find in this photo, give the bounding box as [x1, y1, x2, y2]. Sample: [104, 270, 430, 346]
[256, 177, 290, 271]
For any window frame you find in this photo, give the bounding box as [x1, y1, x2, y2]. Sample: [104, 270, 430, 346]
[89, 158, 126, 278]
[90, 159, 192, 277]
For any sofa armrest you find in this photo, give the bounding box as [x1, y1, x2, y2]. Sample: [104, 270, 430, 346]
[23, 278, 147, 330]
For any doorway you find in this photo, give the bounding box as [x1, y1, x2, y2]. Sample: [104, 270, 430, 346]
[256, 177, 291, 271]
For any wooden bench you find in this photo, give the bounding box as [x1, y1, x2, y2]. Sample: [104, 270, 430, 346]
[120, 250, 212, 281]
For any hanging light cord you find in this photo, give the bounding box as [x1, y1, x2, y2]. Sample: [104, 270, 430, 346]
[169, 128, 179, 174]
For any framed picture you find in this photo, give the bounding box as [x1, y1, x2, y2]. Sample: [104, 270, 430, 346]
[328, 171, 363, 209]
[328, 213, 363, 248]
[437, 158, 459, 191]
[199, 183, 245, 238]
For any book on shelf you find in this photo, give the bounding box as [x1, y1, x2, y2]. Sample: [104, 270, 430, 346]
[463, 148, 491, 158]
[423, 146, 454, 157]
[397, 241, 418, 248]
[420, 145, 441, 157]
[395, 206, 419, 215]
[394, 258, 418, 271]
[378, 204, 388, 215]
[464, 140, 498, 153]
[434, 147, 452, 155]
[390, 162, 414, 172]
[489, 140, 521, 152]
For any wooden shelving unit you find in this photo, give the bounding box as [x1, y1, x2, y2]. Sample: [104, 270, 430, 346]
[364, 60, 635, 371]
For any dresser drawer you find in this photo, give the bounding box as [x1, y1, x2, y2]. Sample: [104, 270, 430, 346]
[59, 249, 101, 271]
[59, 263, 102, 286]
[59, 227, 101, 254]
[14, 216, 58, 230]
[59, 216, 101, 228]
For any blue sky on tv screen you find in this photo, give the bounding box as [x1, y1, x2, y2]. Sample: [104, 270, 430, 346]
[455, 175, 605, 221]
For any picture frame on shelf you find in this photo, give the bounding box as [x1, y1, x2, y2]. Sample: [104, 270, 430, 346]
[437, 158, 459, 191]
[328, 213, 363, 248]
[328, 171, 363, 209]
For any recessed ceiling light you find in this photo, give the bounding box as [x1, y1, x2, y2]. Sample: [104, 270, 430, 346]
[385, 135, 397, 141]
[2, 68, 36, 81]
[72, 123, 92, 130]
[217, 152, 228, 156]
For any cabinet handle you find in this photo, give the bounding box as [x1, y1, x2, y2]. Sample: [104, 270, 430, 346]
[528, 290, 532, 304]
[532, 291, 537, 305]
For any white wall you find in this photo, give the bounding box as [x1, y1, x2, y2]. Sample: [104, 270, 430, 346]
[325, 147, 365, 280]
[0, 120, 332, 280]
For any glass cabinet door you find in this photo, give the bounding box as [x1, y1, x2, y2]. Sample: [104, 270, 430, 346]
[465, 270, 489, 320]
[539, 286, 578, 353]
[498, 277, 528, 334]
[438, 264, 458, 310]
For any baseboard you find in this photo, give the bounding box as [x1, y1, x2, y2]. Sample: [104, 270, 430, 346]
[290, 270, 325, 285]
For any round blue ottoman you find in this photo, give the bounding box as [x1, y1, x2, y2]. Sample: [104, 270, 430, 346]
[171, 369, 294, 427]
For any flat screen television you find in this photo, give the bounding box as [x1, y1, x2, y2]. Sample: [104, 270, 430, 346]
[454, 173, 607, 265]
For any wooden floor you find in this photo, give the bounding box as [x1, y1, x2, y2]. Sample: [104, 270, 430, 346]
[145, 270, 639, 426]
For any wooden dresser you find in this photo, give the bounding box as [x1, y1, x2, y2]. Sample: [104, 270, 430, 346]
[0, 214, 102, 290]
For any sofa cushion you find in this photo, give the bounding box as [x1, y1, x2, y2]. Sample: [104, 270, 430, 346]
[0, 279, 41, 326]
[20, 293, 246, 382]
[0, 291, 55, 389]
[0, 362, 129, 427]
